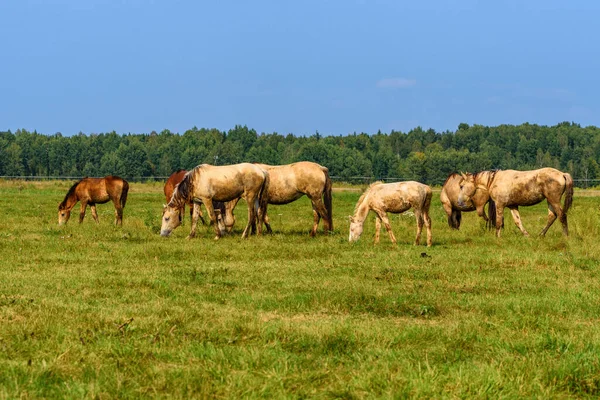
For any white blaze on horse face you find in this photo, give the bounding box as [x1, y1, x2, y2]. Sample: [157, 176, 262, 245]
[348, 220, 363, 242]
[160, 206, 182, 237]
[58, 209, 70, 225]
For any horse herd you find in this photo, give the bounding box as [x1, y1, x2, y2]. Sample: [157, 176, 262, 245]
[57, 162, 575, 246]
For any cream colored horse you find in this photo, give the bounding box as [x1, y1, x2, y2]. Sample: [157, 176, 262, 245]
[458, 168, 573, 237]
[440, 173, 489, 229]
[222, 162, 333, 236]
[349, 181, 432, 246]
[160, 163, 269, 239]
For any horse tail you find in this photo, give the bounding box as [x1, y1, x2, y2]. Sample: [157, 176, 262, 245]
[486, 199, 497, 230]
[422, 186, 432, 214]
[323, 167, 333, 232]
[120, 180, 129, 208]
[258, 170, 270, 223]
[563, 173, 574, 214]
[449, 209, 462, 229]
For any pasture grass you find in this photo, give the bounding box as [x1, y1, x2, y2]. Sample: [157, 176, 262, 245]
[1, 180, 600, 398]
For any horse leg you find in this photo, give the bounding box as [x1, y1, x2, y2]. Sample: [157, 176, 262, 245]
[509, 207, 529, 236]
[413, 210, 423, 246]
[311, 197, 330, 234]
[442, 201, 454, 228]
[224, 198, 240, 233]
[263, 212, 272, 234]
[111, 198, 123, 226]
[548, 198, 568, 236]
[194, 202, 206, 225]
[424, 209, 432, 247]
[199, 198, 220, 240]
[310, 208, 320, 237]
[495, 205, 505, 238]
[241, 194, 258, 239]
[187, 203, 202, 239]
[90, 204, 99, 223]
[79, 201, 88, 223]
[539, 201, 561, 236]
[374, 216, 382, 244]
[375, 210, 396, 245]
[476, 204, 488, 222]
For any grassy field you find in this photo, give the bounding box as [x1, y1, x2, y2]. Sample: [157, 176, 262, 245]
[1, 179, 600, 398]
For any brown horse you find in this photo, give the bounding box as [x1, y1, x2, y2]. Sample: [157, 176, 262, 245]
[349, 181, 432, 246]
[164, 169, 227, 226]
[221, 161, 333, 236]
[160, 163, 269, 239]
[440, 172, 489, 229]
[458, 168, 574, 237]
[58, 176, 129, 226]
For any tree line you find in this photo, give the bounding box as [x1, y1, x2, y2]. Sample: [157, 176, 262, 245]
[1, 122, 598, 185]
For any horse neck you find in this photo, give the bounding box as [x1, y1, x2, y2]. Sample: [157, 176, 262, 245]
[352, 195, 371, 224]
[475, 171, 494, 193]
[61, 191, 79, 211]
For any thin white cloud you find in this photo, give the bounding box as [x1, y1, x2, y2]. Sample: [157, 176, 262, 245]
[376, 78, 417, 89]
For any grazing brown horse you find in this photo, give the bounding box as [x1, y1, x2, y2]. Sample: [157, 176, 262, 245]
[349, 181, 432, 246]
[222, 161, 333, 236]
[164, 169, 227, 226]
[58, 176, 129, 226]
[458, 168, 574, 237]
[160, 163, 269, 239]
[440, 172, 489, 229]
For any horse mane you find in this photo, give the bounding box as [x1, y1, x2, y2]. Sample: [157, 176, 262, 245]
[169, 166, 201, 207]
[442, 172, 460, 187]
[59, 178, 85, 209]
[354, 181, 383, 215]
[473, 169, 500, 188]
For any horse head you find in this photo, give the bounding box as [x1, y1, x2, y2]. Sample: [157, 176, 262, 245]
[160, 204, 182, 237]
[57, 204, 71, 225]
[457, 173, 476, 208]
[348, 216, 363, 242]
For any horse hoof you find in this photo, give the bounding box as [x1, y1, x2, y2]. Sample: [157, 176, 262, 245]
[213, 236, 220, 240]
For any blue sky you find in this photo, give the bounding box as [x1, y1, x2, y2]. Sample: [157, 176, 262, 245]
[1, 0, 598, 136]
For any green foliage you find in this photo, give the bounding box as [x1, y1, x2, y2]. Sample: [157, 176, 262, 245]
[1, 122, 599, 184]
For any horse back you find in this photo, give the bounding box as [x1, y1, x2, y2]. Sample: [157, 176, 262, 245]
[196, 164, 265, 202]
[492, 169, 560, 206]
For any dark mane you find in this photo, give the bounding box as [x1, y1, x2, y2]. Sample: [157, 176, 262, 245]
[169, 166, 201, 207]
[59, 178, 85, 209]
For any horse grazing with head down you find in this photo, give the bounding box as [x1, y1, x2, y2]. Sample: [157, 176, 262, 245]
[160, 163, 269, 239]
[221, 161, 333, 236]
[440, 172, 489, 229]
[164, 169, 227, 226]
[349, 181, 432, 246]
[58, 176, 129, 226]
[458, 168, 573, 237]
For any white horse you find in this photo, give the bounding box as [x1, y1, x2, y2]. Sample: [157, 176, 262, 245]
[349, 181, 432, 246]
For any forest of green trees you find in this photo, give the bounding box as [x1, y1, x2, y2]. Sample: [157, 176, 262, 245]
[1, 122, 599, 186]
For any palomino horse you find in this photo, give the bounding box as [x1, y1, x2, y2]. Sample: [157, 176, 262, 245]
[349, 181, 432, 246]
[457, 168, 574, 237]
[160, 163, 269, 239]
[58, 176, 129, 226]
[164, 169, 227, 226]
[221, 162, 333, 236]
[440, 172, 489, 229]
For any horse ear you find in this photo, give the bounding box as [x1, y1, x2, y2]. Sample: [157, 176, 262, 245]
[460, 172, 468, 181]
